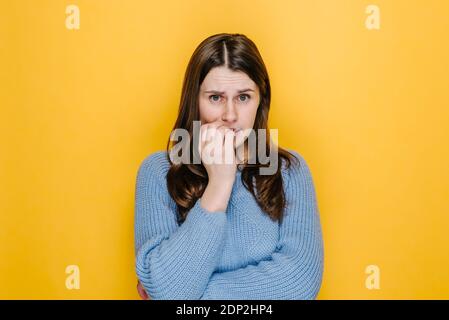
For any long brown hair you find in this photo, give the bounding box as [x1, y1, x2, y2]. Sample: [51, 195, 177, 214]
[165, 33, 298, 224]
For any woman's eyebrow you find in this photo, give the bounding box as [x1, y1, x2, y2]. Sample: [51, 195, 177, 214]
[204, 88, 255, 94]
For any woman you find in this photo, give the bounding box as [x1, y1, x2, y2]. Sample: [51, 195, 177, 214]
[134, 33, 324, 300]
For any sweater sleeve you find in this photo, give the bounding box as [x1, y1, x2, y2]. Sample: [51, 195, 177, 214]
[199, 151, 324, 300]
[134, 152, 228, 300]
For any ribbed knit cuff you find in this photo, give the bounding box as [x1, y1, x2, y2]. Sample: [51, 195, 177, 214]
[187, 198, 227, 227]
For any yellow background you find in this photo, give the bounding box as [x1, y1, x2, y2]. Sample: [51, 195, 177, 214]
[1, 0, 448, 299]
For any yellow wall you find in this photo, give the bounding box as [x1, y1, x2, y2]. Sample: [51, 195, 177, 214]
[1, 0, 448, 299]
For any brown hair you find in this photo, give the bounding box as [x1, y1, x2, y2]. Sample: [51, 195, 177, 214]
[165, 33, 298, 224]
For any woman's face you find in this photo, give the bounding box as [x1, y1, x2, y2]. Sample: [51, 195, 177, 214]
[198, 66, 260, 148]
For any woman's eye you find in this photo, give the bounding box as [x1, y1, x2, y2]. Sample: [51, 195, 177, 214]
[209, 95, 221, 103]
[238, 94, 250, 102]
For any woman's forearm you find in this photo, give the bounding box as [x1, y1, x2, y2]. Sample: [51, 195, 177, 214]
[200, 179, 234, 213]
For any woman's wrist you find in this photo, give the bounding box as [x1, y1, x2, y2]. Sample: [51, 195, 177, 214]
[200, 179, 234, 213]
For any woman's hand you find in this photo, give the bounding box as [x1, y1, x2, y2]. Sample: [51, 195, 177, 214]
[137, 280, 150, 300]
[198, 121, 239, 186]
[197, 121, 243, 213]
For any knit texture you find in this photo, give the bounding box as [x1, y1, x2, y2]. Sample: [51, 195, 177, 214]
[134, 149, 324, 300]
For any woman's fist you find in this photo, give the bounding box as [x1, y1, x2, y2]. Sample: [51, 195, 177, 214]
[198, 121, 241, 184]
[137, 280, 150, 300]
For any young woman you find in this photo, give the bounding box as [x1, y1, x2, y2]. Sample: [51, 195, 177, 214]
[134, 33, 324, 300]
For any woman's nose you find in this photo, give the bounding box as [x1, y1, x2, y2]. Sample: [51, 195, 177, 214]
[222, 101, 237, 123]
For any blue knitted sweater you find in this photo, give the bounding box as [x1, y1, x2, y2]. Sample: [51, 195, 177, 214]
[134, 149, 324, 300]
